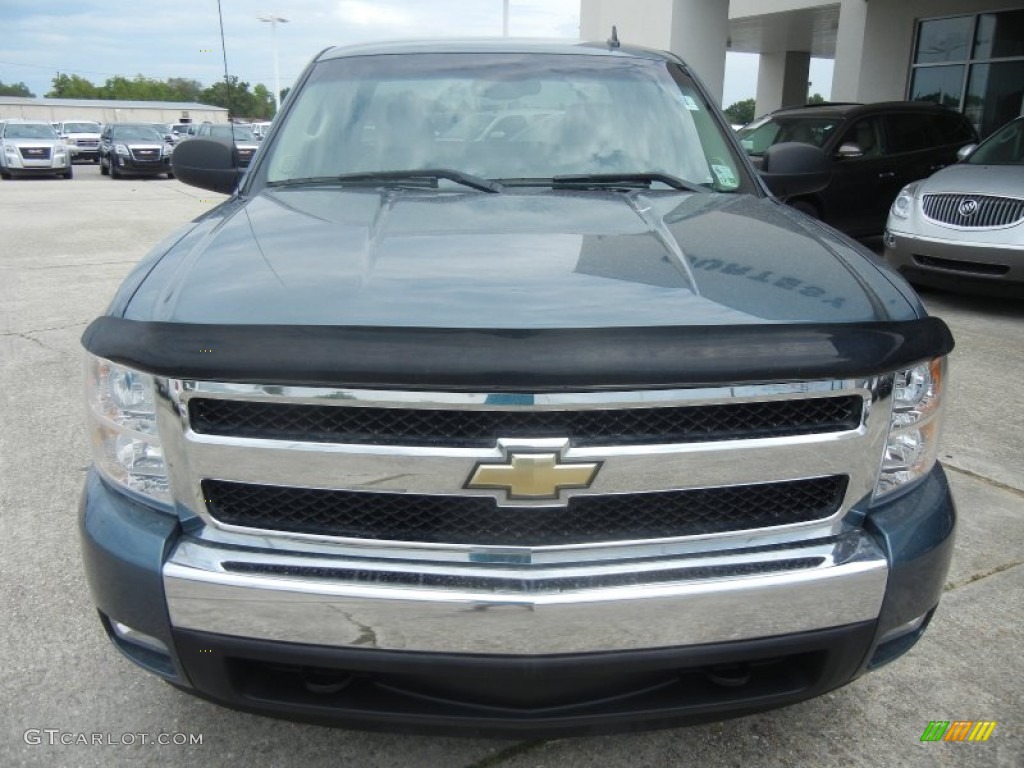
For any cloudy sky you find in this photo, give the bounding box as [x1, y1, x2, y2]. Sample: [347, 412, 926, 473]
[0, 0, 833, 107]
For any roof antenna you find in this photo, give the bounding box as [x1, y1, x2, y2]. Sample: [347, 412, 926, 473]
[608, 25, 620, 48]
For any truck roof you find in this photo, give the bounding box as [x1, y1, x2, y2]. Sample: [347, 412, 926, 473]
[318, 38, 677, 63]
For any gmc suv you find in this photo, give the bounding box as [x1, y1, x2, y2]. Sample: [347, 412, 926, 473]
[80, 39, 956, 737]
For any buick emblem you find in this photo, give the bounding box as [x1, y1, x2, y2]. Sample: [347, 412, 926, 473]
[958, 199, 978, 217]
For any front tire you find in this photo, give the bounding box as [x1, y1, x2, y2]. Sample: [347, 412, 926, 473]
[110, 157, 121, 179]
[62, 166, 74, 179]
[99, 155, 109, 175]
[0, 168, 11, 180]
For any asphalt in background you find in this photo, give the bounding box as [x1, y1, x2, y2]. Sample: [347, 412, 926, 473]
[1, 164, 1021, 767]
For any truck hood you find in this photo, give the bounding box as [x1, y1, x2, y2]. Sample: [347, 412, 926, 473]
[123, 188, 917, 327]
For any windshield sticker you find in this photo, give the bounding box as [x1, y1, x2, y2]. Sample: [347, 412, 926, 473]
[682, 94, 700, 111]
[711, 164, 737, 188]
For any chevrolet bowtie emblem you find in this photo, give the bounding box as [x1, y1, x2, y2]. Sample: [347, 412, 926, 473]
[466, 452, 599, 500]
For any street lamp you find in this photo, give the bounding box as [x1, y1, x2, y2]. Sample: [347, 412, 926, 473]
[502, 0, 509, 37]
[258, 13, 289, 115]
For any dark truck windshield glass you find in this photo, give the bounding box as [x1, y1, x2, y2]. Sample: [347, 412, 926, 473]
[4, 123, 57, 139]
[968, 117, 1023, 165]
[211, 125, 256, 141]
[112, 126, 164, 141]
[737, 116, 840, 156]
[261, 52, 750, 192]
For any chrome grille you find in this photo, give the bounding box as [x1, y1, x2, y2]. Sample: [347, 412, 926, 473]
[922, 193, 1024, 228]
[202, 476, 848, 545]
[160, 378, 889, 556]
[19, 146, 51, 160]
[130, 147, 161, 162]
[188, 395, 863, 448]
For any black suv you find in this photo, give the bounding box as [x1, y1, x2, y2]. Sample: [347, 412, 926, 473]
[738, 102, 977, 237]
[98, 123, 174, 179]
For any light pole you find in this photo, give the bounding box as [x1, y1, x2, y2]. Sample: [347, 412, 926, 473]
[502, 0, 509, 37]
[258, 13, 289, 115]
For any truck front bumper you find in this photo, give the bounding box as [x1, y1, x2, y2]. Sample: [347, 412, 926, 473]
[80, 466, 955, 735]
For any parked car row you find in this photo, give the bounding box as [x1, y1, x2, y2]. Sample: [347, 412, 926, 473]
[735, 101, 1021, 297]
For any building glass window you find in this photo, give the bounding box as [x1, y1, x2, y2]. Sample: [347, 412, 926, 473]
[910, 10, 1024, 138]
[965, 61, 1024, 140]
[914, 17, 973, 63]
[973, 10, 1024, 59]
[909, 65, 965, 109]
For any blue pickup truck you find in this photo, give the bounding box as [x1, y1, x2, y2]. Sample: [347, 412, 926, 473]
[80, 38, 955, 737]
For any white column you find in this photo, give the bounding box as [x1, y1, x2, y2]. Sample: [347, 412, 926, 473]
[668, 0, 729, 104]
[831, 0, 869, 102]
[580, 0, 730, 103]
[580, 0, 675, 51]
[755, 50, 811, 115]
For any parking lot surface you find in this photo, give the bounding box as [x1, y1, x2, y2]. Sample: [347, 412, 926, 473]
[1, 164, 1021, 767]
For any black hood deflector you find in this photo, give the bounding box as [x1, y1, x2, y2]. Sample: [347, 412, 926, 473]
[82, 317, 954, 391]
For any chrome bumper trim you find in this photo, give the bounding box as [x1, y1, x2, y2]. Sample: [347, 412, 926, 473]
[164, 534, 888, 654]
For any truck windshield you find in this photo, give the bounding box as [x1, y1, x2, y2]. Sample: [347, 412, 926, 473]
[211, 125, 256, 141]
[63, 122, 100, 133]
[261, 52, 751, 193]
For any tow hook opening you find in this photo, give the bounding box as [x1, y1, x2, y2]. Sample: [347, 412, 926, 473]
[705, 663, 752, 688]
[301, 668, 355, 695]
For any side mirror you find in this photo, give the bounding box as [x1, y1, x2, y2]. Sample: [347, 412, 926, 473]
[171, 138, 243, 194]
[758, 142, 831, 200]
[956, 143, 977, 161]
[836, 142, 864, 160]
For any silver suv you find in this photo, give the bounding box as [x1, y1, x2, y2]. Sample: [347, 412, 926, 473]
[0, 120, 72, 179]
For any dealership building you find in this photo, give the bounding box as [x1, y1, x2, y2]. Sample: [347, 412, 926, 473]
[581, 0, 1024, 137]
[0, 97, 228, 126]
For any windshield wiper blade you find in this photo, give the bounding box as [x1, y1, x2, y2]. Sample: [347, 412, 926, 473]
[550, 172, 707, 193]
[269, 169, 502, 193]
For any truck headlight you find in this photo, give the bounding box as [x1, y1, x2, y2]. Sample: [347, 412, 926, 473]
[875, 358, 946, 500]
[890, 184, 917, 219]
[86, 355, 170, 504]
[115, 144, 130, 156]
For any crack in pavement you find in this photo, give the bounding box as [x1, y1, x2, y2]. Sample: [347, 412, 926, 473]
[461, 740, 549, 768]
[944, 560, 1024, 593]
[942, 461, 1024, 499]
[2, 260, 142, 271]
[7, 332, 53, 352]
[0, 320, 90, 337]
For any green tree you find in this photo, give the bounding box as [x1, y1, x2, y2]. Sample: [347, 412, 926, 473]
[807, 93, 826, 104]
[0, 80, 34, 97]
[723, 98, 756, 126]
[166, 78, 204, 102]
[202, 76, 275, 119]
[47, 73, 100, 98]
